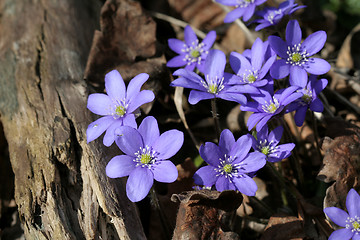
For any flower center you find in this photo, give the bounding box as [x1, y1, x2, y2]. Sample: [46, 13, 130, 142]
[261, 146, 270, 155]
[115, 105, 126, 117]
[236, 0, 254, 8]
[202, 75, 225, 94]
[247, 74, 257, 83]
[346, 216, 360, 233]
[134, 146, 157, 169]
[215, 154, 248, 183]
[301, 94, 312, 103]
[261, 97, 280, 114]
[286, 44, 309, 67]
[297, 88, 313, 105]
[190, 49, 200, 58]
[257, 139, 278, 158]
[183, 39, 207, 66]
[353, 221, 360, 230]
[223, 164, 233, 173]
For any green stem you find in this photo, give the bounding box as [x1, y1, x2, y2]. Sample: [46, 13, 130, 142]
[211, 98, 221, 139]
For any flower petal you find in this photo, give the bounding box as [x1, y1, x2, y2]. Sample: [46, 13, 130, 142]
[105, 70, 126, 101]
[247, 113, 265, 131]
[346, 188, 360, 218]
[87, 93, 112, 116]
[168, 38, 186, 54]
[204, 49, 226, 79]
[251, 38, 265, 70]
[126, 73, 149, 101]
[286, 20, 302, 45]
[152, 130, 184, 159]
[268, 36, 288, 59]
[173, 68, 205, 84]
[115, 126, 143, 157]
[218, 91, 247, 105]
[202, 30, 216, 50]
[238, 152, 266, 172]
[87, 116, 116, 143]
[199, 142, 222, 166]
[230, 134, 252, 161]
[310, 98, 324, 112]
[259, 55, 276, 79]
[152, 160, 178, 183]
[184, 25, 197, 45]
[170, 76, 204, 91]
[106, 155, 136, 178]
[126, 167, 153, 202]
[268, 125, 283, 145]
[270, 59, 290, 79]
[224, 7, 246, 23]
[215, 175, 235, 191]
[138, 116, 160, 146]
[166, 55, 187, 68]
[305, 58, 331, 75]
[302, 31, 327, 56]
[127, 90, 154, 113]
[233, 175, 258, 196]
[324, 207, 349, 227]
[103, 120, 122, 147]
[242, 4, 256, 22]
[230, 51, 251, 75]
[193, 165, 218, 187]
[256, 114, 273, 132]
[219, 129, 235, 156]
[188, 90, 214, 104]
[289, 66, 308, 87]
[122, 114, 137, 128]
[328, 228, 353, 240]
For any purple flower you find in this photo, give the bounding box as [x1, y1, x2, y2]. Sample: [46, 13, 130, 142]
[287, 75, 328, 126]
[240, 86, 302, 131]
[250, 125, 295, 163]
[216, 0, 267, 23]
[228, 38, 276, 90]
[171, 49, 250, 105]
[167, 25, 216, 73]
[86, 70, 155, 146]
[106, 116, 184, 202]
[254, 0, 306, 31]
[193, 129, 266, 196]
[269, 20, 331, 86]
[324, 188, 360, 240]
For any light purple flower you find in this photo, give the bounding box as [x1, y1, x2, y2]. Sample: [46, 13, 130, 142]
[193, 129, 266, 196]
[254, 0, 306, 31]
[250, 125, 295, 163]
[106, 116, 184, 202]
[216, 0, 267, 23]
[324, 188, 360, 240]
[240, 86, 302, 131]
[228, 38, 276, 90]
[171, 49, 250, 105]
[167, 25, 216, 73]
[86, 70, 155, 146]
[269, 20, 331, 86]
[287, 74, 328, 126]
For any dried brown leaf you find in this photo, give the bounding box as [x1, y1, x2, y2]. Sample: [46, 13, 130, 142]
[261, 214, 305, 240]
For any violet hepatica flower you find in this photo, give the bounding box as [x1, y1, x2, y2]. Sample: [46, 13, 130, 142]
[171, 49, 249, 105]
[269, 20, 331, 86]
[250, 125, 295, 163]
[86, 70, 155, 146]
[287, 75, 328, 126]
[254, 0, 306, 31]
[193, 129, 266, 196]
[228, 38, 276, 90]
[106, 116, 184, 202]
[324, 188, 360, 240]
[216, 0, 267, 23]
[167, 25, 216, 73]
[240, 86, 302, 131]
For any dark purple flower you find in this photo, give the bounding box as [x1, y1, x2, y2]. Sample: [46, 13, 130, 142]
[216, 0, 267, 23]
[171, 49, 250, 105]
[324, 188, 360, 240]
[240, 86, 302, 131]
[193, 129, 266, 196]
[167, 25, 216, 72]
[86, 70, 155, 146]
[254, 0, 306, 31]
[250, 125, 295, 163]
[269, 20, 331, 86]
[106, 116, 184, 202]
[228, 38, 276, 90]
[287, 75, 328, 126]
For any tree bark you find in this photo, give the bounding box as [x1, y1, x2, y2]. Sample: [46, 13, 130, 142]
[0, 0, 145, 239]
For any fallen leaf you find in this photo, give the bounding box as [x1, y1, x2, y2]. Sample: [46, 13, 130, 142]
[261, 214, 305, 240]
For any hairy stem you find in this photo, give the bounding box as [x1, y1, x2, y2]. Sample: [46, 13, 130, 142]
[211, 98, 221, 139]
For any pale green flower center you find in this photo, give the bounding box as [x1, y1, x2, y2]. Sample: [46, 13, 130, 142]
[353, 221, 360, 230]
[208, 84, 218, 94]
[223, 164, 233, 173]
[261, 146, 270, 155]
[291, 53, 302, 62]
[190, 49, 200, 58]
[301, 94, 312, 103]
[115, 105, 126, 117]
[266, 103, 278, 113]
[247, 74, 256, 83]
[140, 153, 152, 164]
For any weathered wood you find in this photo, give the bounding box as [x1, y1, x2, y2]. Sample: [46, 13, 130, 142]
[0, 0, 146, 239]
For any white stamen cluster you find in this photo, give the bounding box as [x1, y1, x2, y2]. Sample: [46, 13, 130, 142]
[241, 69, 259, 84]
[235, 0, 254, 8]
[262, 97, 280, 113]
[201, 75, 225, 94]
[267, 10, 282, 24]
[257, 139, 279, 157]
[182, 39, 207, 66]
[286, 43, 309, 67]
[112, 99, 128, 119]
[345, 216, 360, 233]
[134, 145, 158, 169]
[214, 154, 246, 183]
[297, 88, 313, 105]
